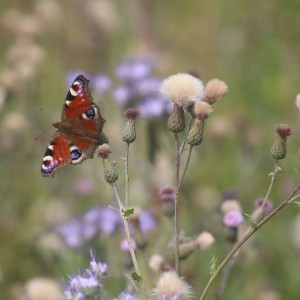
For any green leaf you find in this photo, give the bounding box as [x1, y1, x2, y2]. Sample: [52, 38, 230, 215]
[292, 201, 300, 207]
[210, 256, 218, 275]
[123, 208, 134, 217]
[132, 272, 142, 282]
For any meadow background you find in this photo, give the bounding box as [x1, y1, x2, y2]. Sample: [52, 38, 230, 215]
[1, 0, 300, 299]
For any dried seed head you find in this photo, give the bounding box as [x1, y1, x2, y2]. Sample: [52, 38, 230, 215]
[149, 254, 165, 271]
[193, 101, 213, 119]
[296, 94, 300, 110]
[204, 79, 228, 104]
[152, 271, 192, 300]
[195, 231, 215, 250]
[160, 73, 205, 106]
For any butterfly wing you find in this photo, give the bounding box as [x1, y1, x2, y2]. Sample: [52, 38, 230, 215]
[41, 75, 105, 177]
[41, 132, 71, 177]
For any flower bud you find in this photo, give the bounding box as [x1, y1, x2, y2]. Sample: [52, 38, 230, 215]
[187, 119, 205, 146]
[122, 108, 139, 144]
[167, 104, 185, 133]
[97, 144, 118, 183]
[271, 124, 291, 161]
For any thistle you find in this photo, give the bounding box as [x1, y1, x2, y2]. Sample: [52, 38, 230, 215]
[97, 144, 118, 183]
[122, 108, 139, 144]
[167, 104, 185, 133]
[187, 101, 212, 146]
[271, 124, 291, 161]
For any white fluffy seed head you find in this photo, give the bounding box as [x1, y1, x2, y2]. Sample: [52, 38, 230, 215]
[205, 79, 228, 104]
[221, 199, 241, 214]
[195, 231, 215, 250]
[160, 73, 205, 106]
[152, 271, 193, 300]
[194, 101, 213, 118]
[295, 94, 300, 110]
[149, 254, 165, 271]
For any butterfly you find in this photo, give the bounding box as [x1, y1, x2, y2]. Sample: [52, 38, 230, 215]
[41, 75, 105, 177]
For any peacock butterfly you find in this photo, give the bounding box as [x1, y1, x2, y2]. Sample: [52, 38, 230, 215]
[41, 75, 105, 177]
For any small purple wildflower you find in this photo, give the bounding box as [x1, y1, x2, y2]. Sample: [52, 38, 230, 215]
[116, 59, 153, 81]
[93, 74, 112, 93]
[223, 210, 244, 228]
[120, 238, 136, 252]
[113, 86, 132, 104]
[64, 255, 107, 300]
[119, 291, 138, 300]
[254, 197, 273, 214]
[137, 97, 167, 118]
[57, 219, 84, 248]
[97, 206, 121, 235]
[139, 211, 156, 233]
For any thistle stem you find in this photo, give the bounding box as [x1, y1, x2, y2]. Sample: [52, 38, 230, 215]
[174, 133, 180, 274]
[125, 143, 130, 209]
[111, 183, 149, 299]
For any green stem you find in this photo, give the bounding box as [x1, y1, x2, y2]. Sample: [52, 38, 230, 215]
[125, 143, 130, 209]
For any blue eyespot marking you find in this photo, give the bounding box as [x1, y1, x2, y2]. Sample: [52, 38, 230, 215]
[71, 149, 82, 160]
[85, 107, 95, 119]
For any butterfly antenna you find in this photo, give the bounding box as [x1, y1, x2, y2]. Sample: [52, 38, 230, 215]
[34, 126, 53, 141]
[39, 107, 54, 123]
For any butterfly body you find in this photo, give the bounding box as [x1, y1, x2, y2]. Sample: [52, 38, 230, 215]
[41, 75, 105, 177]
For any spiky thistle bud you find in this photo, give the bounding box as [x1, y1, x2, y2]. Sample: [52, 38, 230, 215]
[97, 144, 118, 183]
[159, 185, 176, 217]
[122, 108, 139, 144]
[271, 124, 291, 161]
[204, 78, 228, 105]
[186, 119, 205, 146]
[167, 104, 185, 133]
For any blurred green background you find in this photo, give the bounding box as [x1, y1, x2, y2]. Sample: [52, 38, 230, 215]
[1, 0, 300, 299]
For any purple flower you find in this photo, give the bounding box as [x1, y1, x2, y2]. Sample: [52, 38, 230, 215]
[135, 77, 160, 95]
[98, 206, 121, 235]
[120, 238, 136, 252]
[137, 97, 166, 118]
[113, 86, 132, 104]
[139, 211, 156, 233]
[119, 291, 138, 300]
[116, 59, 153, 81]
[254, 197, 273, 214]
[64, 255, 107, 300]
[57, 219, 84, 248]
[159, 185, 176, 201]
[223, 210, 244, 228]
[92, 74, 111, 93]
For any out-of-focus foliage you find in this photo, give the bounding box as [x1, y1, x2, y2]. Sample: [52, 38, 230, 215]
[0, 0, 300, 299]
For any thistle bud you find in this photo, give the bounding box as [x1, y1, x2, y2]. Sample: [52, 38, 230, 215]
[97, 144, 118, 183]
[167, 104, 185, 133]
[271, 124, 291, 161]
[159, 186, 176, 218]
[179, 240, 197, 259]
[186, 119, 205, 146]
[122, 108, 139, 144]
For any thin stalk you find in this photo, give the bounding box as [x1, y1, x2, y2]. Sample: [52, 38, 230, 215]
[174, 132, 180, 274]
[178, 145, 193, 189]
[180, 117, 194, 155]
[111, 183, 149, 299]
[199, 183, 300, 300]
[125, 143, 130, 208]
